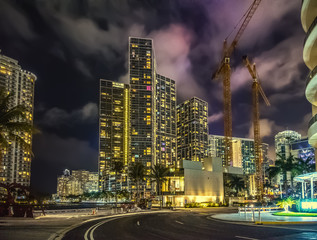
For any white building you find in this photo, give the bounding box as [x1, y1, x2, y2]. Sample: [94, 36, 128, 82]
[0, 50, 36, 187]
[162, 157, 244, 207]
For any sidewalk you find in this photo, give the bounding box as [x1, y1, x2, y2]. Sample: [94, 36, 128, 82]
[211, 211, 317, 224]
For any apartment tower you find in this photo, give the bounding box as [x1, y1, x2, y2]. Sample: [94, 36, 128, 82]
[155, 74, 177, 168]
[98, 80, 130, 192]
[129, 37, 156, 190]
[0, 50, 36, 187]
[177, 97, 208, 166]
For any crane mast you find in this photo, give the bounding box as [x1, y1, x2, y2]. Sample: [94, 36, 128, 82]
[213, 0, 262, 167]
[243, 56, 270, 201]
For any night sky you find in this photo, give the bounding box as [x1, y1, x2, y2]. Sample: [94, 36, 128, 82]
[0, 0, 309, 193]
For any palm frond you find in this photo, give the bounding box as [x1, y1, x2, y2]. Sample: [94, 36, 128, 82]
[0, 104, 28, 119]
[0, 134, 9, 149]
[0, 89, 13, 113]
[5, 122, 33, 134]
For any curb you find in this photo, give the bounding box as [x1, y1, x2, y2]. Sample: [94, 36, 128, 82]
[209, 215, 317, 225]
[255, 221, 317, 225]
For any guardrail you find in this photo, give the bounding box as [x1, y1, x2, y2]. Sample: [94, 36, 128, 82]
[309, 114, 317, 129]
[306, 65, 317, 87]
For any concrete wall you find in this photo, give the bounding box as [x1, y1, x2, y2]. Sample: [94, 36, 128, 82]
[183, 158, 224, 199]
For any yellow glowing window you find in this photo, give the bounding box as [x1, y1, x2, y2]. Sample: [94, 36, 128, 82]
[100, 130, 106, 137]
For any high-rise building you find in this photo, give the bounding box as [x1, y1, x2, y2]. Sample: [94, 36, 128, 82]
[0, 50, 36, 187]
[129, 37, 156, 190]
[57, 169, 98, 197]
[177, 97, 208, 165]
[302, 0, 317, 171]
[274, 130, 301, 158]
[155, 74, 177, 167]
[208, 135, 269, 175]
[98, 80, 130, 192]
[85, 172, 99, 193]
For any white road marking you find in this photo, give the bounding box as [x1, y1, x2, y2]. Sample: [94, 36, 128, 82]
[235, 236, 258, 240]
[49, 210, 172, 240]
[84, 218, 119, 240]
[175, 220, 184, 225]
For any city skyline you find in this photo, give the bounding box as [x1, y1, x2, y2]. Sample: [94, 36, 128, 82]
[0, 0, 309, 193]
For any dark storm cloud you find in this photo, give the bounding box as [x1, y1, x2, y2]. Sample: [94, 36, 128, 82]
[40, 102, 98, 128]
[32, 132, 98, 192]
[0, 0, 36, 40]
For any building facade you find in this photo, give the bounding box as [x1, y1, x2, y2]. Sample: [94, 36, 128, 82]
[177, 97, 208, 165]
[290, 137, 315, 162]
[302, 0, 317, 171]
[208, 135, 269, 175]
[155, 74, 177, 167]
[274, 130, 301, 158]
[98, 80, 130, 192]
[129, 37, 156, 190]
[57, 170, 99, 197]
[0, 50, 36, 187]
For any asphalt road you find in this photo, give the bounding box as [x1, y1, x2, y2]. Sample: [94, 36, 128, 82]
[62, 210, 317, 240]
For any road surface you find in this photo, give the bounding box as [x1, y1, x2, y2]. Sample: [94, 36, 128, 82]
[62, 210, 317, 240]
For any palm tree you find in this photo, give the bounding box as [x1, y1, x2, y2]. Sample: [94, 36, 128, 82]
[297, 156, 315, 174]
[129, 161, 145, 205]
[150, 164, 169, 209]
[267, 153, 299, 196]
[111, 160, 124, 211]
[0, 89, 37, 168]
[276, 197, 295, 212]
[227, 175, 245, 197]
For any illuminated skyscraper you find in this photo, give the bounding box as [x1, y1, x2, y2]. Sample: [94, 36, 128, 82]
[155, 74, 177, 167]
[301, 0, 317, 171]
[98, 80, 130, 192]
[0, 50, 36, 187]
[208, 135, 269, 175]
[129, 37, 156, 190]
[274, 130, 301, 158]
[177, 97, 208, 165]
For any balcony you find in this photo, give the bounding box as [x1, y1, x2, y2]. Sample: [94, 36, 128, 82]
[308, 113, 317, 148]
[301, 0, 317, 32]
[303, 17, 317, 70]
[305, 65, 317, 106]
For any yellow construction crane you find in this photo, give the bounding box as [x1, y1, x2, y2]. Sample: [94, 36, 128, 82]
[213, 0, 262, 167]
[242, 56, 270, 201]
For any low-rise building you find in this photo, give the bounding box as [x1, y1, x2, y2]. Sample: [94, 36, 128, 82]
[162, 157, 244, 207]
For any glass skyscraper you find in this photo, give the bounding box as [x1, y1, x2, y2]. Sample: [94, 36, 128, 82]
[208, 135, 269, 175]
